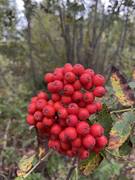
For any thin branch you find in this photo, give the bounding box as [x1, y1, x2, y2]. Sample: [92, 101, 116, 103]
[23, 150, 53, 179]
[110, 107, 135, 114]
[3, 119, 11, 149]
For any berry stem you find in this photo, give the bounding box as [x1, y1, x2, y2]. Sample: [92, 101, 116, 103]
[110, 107, 135, 114]
[23, 150, 53, 178]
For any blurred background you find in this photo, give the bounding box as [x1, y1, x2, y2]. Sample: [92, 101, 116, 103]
[0, 0, 135, 179]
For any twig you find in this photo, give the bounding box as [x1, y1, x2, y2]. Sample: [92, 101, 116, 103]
[23, 150, 53, 179]
[3, 119, 11, 149]
[110, 107, 135, 114]
[66, 158, 78, 180]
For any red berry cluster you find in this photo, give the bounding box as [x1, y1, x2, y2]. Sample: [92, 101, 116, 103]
[26, 64, 108, 160]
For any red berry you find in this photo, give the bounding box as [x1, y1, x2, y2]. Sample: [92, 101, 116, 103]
[36, 99, 47, 110]
[54, 71, 63, 81]
[82, 134, 95, 149]
[90, 123, 104, 137]
[64, 72, 76, 83]
[64, 79, 68, 85]
[31, 96, 38, 103]
[78, 101, 86, 108]
[93, 146, 101, 154]
[66, 150, 74, 157]
[59, 118, 67, 127]
[83, 81, 93, 90]
[43, 105, 55, 117]
[59, 131, 67, 142]
[83, 92, 94, 104]
[67, 103, 79, 115]
[51, 93, 61, 102]
[61, 96, 72, 104]
[48, 80, 63, 93]
[64, 63, 73, 73]
[78, 108, 89, 121]
[79, 150, 89, 160]
[93, 74, 105, 86]
[72, 138, 81, 148]
[73, 80, 82, 90]
[64, 84, 74, 95]
[43, 117, 53, 127]
[34, 111, 43, 121]
[48, 100, 54, 106]
[86, 103, 97, 114]
[76, 121, 90, 136]
[85, 68, 95, 77]
[66, 115, 78, 127]
[49, 140, 60, 151]
[73, 64, 85, 76]
[95, 102, 102, 112]
[54, 101, 62, 111]
[61, 142, 70, 150]
[38, 127, 50, 137]
[47, 82, 55, 93]
[26, 114, 35, 125]
[58, 108, 68, 119]
[80, 73, 92, 84]
[44, 73, 54, 83]
[71, 147, 78, 155]
[36, 122, 45, 129]
[54, 67, 64, 74]
[96, 135, 108, 148]
[37, 91, 48, 100]
[93, 86, 106, 97]
[50, 124, 62, 135]
[28, 103, 36, 114]
[72, 91, 83, 103]
[65, 127, 77, 140]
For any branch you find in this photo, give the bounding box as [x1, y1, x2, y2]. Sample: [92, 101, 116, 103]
[35, 12, 61, 60]
[23, 150, 53, 179]
[110, 107, 135, 114]
[3, 119, 11, 149]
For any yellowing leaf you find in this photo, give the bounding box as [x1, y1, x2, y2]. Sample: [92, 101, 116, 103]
[79, 154, 102, 176]
[111, 66, 135, 106]
[108, 112, 135, 150]
[17, 151, 37, 177]
[38, 145, 46, 159]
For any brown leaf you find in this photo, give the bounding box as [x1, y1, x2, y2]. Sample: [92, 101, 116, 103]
[110, 66, 135, 106]
[79, 154, 102, 176]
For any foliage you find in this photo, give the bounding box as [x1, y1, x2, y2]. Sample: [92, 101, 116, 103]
[0, 0, 135, 179]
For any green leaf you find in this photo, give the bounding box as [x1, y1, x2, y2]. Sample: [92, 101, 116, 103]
[119, 139, 132, 156]
[93, 159, 123, 180]
[92, 104, 113, 137]
[108, 112, 135, 150]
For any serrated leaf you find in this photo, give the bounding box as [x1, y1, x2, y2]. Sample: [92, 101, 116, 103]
[93, 104, 113, 136]
[17, 151, 37, 177]
[108, 112, 135, 150]
[93, 159, 123, 180]
[110, 66, 135, 106]
[79, 153, 102, 176]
